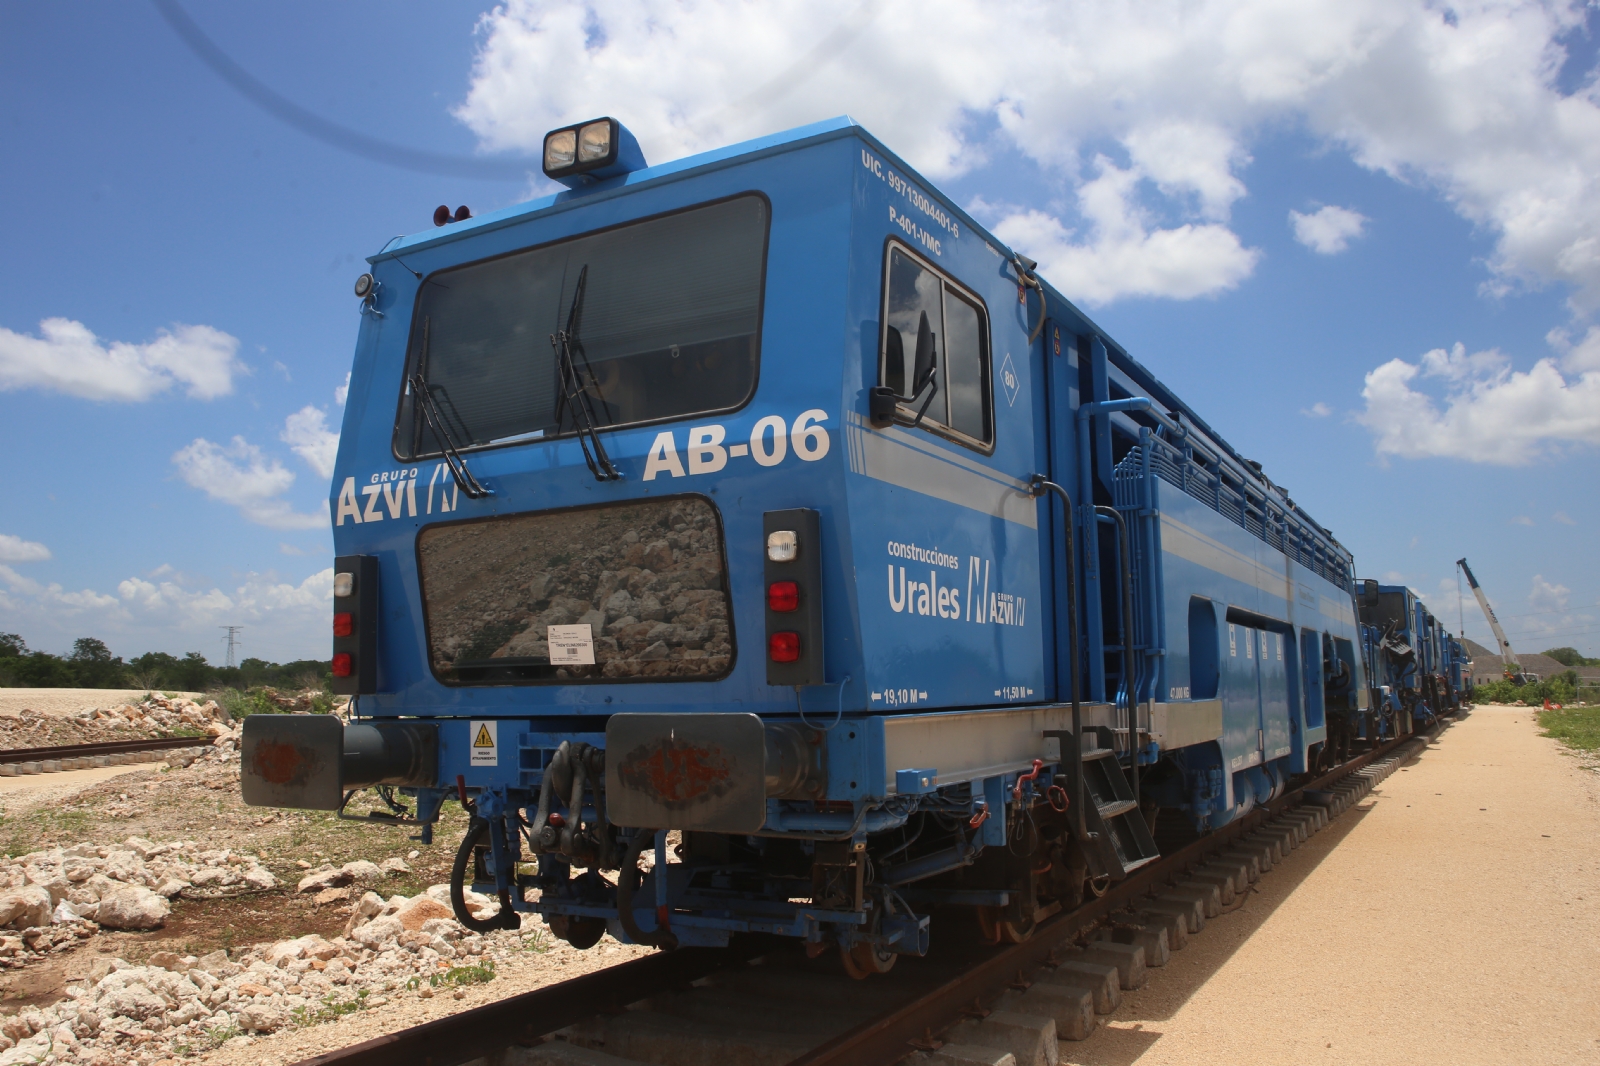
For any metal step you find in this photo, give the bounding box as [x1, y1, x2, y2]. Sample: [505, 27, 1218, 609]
[1049, 728, 1161, 881]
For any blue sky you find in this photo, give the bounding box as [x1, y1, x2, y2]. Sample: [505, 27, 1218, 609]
[2, 0, 1597, 664]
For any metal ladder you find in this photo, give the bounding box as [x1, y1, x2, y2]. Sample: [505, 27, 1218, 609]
[1076, 738, 1161, 878]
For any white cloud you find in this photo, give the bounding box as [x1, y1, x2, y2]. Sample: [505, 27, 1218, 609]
[1511, 515, 1535, 525]
[1301, 401, 1332, 417]
[1553, 510, 1576, 525]
[1529, 573, 1570, 611]
[0, 564, 123, 617]
[1355, 341, 1600, 465]
[281, 406, 340, 481]
[172, 436, 325, 530]
[0, 535, 50, 564]
[116, 568, 332, 622]
[0, 563, 333, 660]
[334, 372, 351, 406]
[989, 160, 1259, 304]
[0, 318, 242, 401]
[1547, 325, 1600, 373]
[1290, 204, 1368, 254]
[455, 0, 1600, 309]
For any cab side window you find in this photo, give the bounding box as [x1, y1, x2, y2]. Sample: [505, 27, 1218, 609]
[880, 243, 992, 449]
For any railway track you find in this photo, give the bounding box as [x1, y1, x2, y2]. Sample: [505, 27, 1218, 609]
[0, 735, 215, 775]
[295, 730, 1438, 1066]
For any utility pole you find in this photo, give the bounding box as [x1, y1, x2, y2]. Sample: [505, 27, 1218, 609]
[220, 626, 243, 669]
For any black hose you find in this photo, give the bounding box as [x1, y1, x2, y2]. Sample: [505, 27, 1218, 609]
[616, 828, 677, 950]
[450, 817, 510, 934]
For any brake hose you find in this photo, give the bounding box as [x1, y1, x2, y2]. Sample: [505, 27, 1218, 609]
[616, 828, 677, 949]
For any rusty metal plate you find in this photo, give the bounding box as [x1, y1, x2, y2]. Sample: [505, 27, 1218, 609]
[605, 713, 765, 833]
[241, 715, 344, 810]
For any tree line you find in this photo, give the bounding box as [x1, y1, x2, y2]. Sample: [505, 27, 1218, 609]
[0, 633, 330, 693]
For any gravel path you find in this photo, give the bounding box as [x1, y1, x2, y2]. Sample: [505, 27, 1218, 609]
[0, 691, 205, 719]
[1077, 704, 1600, 1065]
[0, 765, 152, 811]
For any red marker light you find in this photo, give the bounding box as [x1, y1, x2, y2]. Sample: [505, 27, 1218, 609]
[332, 653, 353, 677]
[333, 612, 353, 637]
[768, 632, 800, 662]
[767, 581, 799, 612]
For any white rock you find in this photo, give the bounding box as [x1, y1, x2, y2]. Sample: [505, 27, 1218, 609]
[95, 886, 170, 930]
[194, 950, 240, 979]
[122, 837, 158, 860]
[296, 867, 351, 893]
[51, 899, 88, 924]
[379, 857, 410, 876]
[352, 915, 403, 950]
[156, 879, 188, 899]
[0, 887, 53, 930]
[341, 860, 383, 883]
[236, 1004, 286, 1033]
[241, 866, 277, 890]
[265, 935, 339, 964]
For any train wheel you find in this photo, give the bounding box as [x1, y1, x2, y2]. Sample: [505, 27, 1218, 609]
[840, 940, 897, 979]
[548, 914, 606, 950]
[976, 906, 1036, 944]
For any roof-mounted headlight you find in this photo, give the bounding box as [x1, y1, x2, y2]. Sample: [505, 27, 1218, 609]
[541, 117, 647, 189]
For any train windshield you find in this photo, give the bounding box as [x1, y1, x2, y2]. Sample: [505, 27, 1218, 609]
[395, 195, 768, 459]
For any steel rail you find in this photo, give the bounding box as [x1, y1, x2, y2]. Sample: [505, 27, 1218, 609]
[0, 735, 215, 765]
[785, 733, 1415, 1066]
[289, 942, 767, 1066]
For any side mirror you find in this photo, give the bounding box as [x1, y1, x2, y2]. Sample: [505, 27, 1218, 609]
[911, 311, 937, 396]
[883, 330, 906, 397]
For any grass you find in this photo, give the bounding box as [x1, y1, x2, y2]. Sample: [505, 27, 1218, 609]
[0, 807, 97, 857]
[290, 989, 371, 1027]
[1538, 703, 1600, 754]
[406, 959, 496, 991]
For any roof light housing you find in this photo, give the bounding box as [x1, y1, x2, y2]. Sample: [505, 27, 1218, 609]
[542, 117, 647, 189]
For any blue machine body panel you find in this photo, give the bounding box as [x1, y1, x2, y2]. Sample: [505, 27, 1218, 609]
[305, 115, 1470, 951]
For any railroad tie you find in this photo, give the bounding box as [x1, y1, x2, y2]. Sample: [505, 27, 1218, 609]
[947, 1010, 1058, 1066]
[1038, 961, 1121, 1014]
[1074, 942, 1147, 990]
[993, 981, 1096, 1041]
[1145, 895, 1207, 932]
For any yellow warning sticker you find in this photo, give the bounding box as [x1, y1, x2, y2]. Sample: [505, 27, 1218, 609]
[469, 720, 497, 766]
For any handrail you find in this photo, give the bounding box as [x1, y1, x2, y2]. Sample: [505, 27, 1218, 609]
[1028, 476, 1084, 839]
[1095, 504, 1139, 808]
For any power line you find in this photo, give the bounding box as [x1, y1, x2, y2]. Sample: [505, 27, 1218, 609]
[219, 626, 243, 669]
[150, 0, 532, 181]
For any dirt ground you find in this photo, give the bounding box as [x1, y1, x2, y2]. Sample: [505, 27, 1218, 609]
[1076, 704, 1600, 1066]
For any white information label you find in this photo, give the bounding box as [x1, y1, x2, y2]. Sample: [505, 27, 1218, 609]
[547, 624, 596, 666]
[469, 720, 498, 766]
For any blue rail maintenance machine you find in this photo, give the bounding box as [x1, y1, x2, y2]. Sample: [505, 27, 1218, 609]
[243, 115, 1381, 976]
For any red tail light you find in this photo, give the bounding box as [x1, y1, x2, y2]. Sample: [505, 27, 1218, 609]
[767, 581, 799, 612]
[331, 653, 353, 677]
[768, 632, 800, 662]
[332, 612, 353, 637]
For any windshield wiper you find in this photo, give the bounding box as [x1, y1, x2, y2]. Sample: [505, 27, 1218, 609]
[409, 316, 491, 499]
[551, 264, 621, 482]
